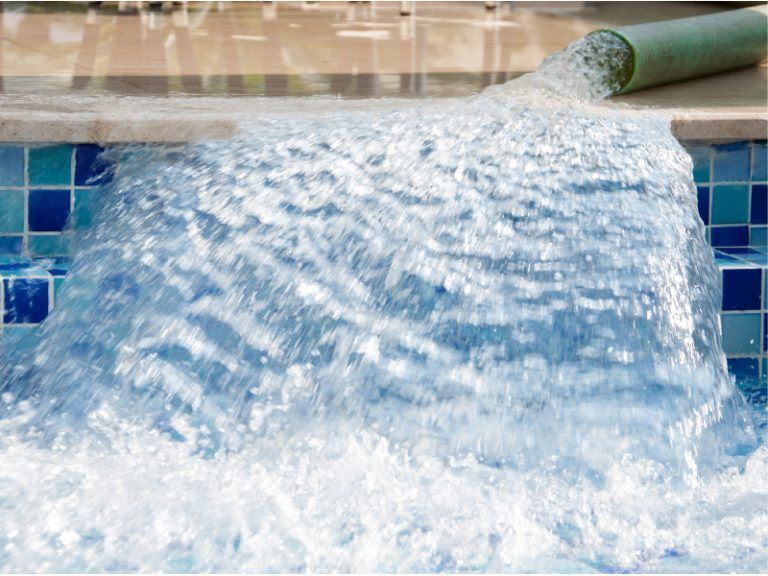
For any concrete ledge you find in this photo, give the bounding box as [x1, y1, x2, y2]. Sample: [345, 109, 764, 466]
[0, 96, 435, 143]
[0, 96, 763, 144]
[670, 112, 767, 142]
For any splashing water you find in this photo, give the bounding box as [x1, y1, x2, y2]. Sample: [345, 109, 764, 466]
[0, 35, 766, 573]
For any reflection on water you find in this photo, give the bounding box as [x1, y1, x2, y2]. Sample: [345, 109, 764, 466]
[0, 1, 626, 97]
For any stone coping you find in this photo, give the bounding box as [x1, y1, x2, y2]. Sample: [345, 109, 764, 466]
[0, 96, 763, 144]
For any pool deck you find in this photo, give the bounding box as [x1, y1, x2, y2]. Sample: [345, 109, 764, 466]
[0, 1, 764, 142]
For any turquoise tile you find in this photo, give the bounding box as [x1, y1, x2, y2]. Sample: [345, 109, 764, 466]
[0, 326, 39, 353]
[711, 184, 749, 225]
[0, 146, 24, 187]
[688, 147, 711, 184]
[53, 277, 66, 302]
[27, 234, 70, 257]
[752, 142, 767, 182]
[74, 187, 99, 228]
[713, 249, 757, 268]
[751, 226, 767, 248]
[713, 142, 750, 182]
[0, 236, 22, 256]
[29, 145, 73, 186]
[0, 190, 24, 233]
[721, 313, 761, 355]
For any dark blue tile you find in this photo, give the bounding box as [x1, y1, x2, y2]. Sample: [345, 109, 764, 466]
[722, 268, 762, 311]
[42, 257, 69, 277]
[711, 225, 749, 247]
[751, 184, 767, 225]
[0, 259, 32, 272]
[696, 186, 710, 224]
[74, 144, 114, 186]
[727, 357, 759, 379]
[0, 236, 22, 256]
[28, 189, 71, 232]
[2, 278, 49, 324]
[764, 313, 767, 353]
[713, 142, 750, 182]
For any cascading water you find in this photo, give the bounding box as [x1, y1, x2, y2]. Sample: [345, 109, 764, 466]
[0, 34, 765, 572]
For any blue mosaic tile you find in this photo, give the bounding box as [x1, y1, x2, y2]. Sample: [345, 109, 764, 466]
[28, 235, 70, 258]
[74, 188, 99, 228]
[28, 188, 71, 232]
[721, 313, 761, 355]
[751, 184, 767, 225]
[53, 277, 66, 302]
[0, 258, 34, 272]
[75, 144, 114, 186]
[29, 145, 73, 187]
[736, 375, 767, 405]
[0, 189, 24, 233]
[751, 226, 767, 248]
[0, 325, 39, 353]
[713, 142, 750, 182]
[696, 186, 710, 224]
[2, 278, 49, 324]
[711, 225, 749, 247]
[722, 267, 762, 311]
[0, 259, 48, 277]
[720, 247, 768, 267]
[0, 144, 119, 264]
[689, 147, 711, 184]
[764, 268, 767, 308]
[711, 184, 749, 225]
[713, 250, 752, 268]
[43, 258, 69, 277]
[0, 236, 23, 256]
[727, 357, 759, 379]
[753, 142, 767, 182]
[0, 146, 24, 187]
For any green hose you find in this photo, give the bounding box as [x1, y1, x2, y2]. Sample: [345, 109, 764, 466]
[594, 6, 768, 95]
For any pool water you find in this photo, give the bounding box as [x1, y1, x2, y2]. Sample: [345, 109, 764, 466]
[0, 34, 765, 572]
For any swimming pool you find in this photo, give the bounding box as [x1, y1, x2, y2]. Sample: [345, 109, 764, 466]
[0, 34, 765, 573]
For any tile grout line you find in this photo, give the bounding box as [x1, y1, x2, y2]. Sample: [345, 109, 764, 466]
[22, 146, 28, 258]
[747, 142, 762, 245]
[708, 148, 713, 227]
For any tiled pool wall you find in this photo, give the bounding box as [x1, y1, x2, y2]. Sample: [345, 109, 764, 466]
[0, 144, 112, 258]
[0, 141, 766, 390]
[0, 144, 110, 333]
[690, 140, 767, 394]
